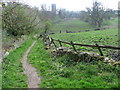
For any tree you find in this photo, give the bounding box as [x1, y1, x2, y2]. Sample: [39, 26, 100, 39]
[2, 2, 40, 37]
[104, 9, 117, 20]
[58, 9, 67, 19]
[86, 1, 105, 28]
[38, 4, 53, 22]
[79, 11, 90, 22]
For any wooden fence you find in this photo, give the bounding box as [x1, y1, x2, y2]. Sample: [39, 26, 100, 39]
[42, 35, 120, 56]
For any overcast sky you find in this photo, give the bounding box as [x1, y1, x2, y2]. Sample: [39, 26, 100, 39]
[19, 0, 119, 11]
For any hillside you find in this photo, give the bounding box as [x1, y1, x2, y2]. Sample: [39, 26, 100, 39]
[50, 17, 119, 61]
[50, 18, 118, 33]
[51, 18, 94, 33]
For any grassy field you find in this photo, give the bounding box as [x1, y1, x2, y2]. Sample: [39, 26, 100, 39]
[28, 38, 120, 88]
[51, 18, 94, 33]
[50, 18, 118, 33]
[50, 29, 118, 57]
[2, 36, 35, 88]
[50, 29, 118, 46]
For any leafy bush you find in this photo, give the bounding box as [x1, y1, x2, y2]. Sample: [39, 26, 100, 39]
[2, 2, 41, 36]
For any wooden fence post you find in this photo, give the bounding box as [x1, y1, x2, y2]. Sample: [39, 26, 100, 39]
[51, 38, 57, 49]
[96, 43, 104, 56]
[58, 39, 62, 47]
[71, 41, 77, 52]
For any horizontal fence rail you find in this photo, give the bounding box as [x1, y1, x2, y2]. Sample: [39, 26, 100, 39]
[42, 34, 120, 56]
[52, 38, 120, 50]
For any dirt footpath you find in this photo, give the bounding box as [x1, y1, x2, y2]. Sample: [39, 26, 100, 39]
[22, 40, 40, 88]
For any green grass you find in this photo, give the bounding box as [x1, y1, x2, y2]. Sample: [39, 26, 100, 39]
[50, 29, 118, 56]
[2, 36, 35, 88]
[51, 18, 94, 33]
[50, 29, 118, 46]
[28, 38, 120, 88]
[51, 18, 118, 33]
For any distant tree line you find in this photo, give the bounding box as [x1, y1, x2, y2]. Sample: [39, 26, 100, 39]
[58, 9, 80, 19]
[55, 1, 118, 28]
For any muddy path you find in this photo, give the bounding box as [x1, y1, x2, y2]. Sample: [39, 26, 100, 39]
[22, 40, 40, 88]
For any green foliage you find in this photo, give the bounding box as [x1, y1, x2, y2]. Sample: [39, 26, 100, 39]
[2, 37, 35, 88]
[28, 38, 119, 88]
[2, 3, 41, 36]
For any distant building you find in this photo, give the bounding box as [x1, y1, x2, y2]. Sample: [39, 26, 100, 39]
[51, 4, 56, 14]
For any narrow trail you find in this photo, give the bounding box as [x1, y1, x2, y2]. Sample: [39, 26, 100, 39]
[22, 40, 40, 88]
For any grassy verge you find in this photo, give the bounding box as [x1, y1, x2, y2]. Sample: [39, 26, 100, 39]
[2, 36, 35, 88]
[28, 38, 120, 88]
